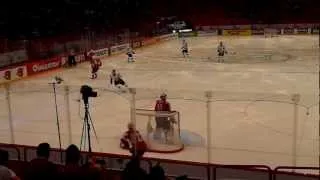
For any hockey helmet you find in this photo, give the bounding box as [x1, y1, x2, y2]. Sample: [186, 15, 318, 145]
[128, 122, 135, 130]
[89, 51, 95, 56]
[160, 93, 167, 99]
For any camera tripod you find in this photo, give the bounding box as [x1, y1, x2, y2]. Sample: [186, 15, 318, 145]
[48, 81, 63, 162]
[80, 102, 99, 153]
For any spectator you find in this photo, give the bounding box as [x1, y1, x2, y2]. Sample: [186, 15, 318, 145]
[61, 144, 102, 180]
[68, 50, 77, 67]
[65, 144, 80, 165]
[83, 156, 105, 180]
[148, 163, 165, 180]
[25, 143, 57, 180]
[94, 159, 109, 180]
[0, 149, 20, 180]
[122, 157, 147, 180]
[60, 144, 83, 180]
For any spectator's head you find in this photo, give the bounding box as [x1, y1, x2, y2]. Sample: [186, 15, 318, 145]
[66, 144, 80, 164]
[123, 157, 147, 180]
[0, 149, 9, 166]
[36, 143, 50, 159]
[149, 163, 165, 180]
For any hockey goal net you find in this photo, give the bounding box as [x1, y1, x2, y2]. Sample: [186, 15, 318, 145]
[135, 109, 184, 153]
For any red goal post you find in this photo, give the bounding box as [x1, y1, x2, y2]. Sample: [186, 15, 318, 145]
[135, 109, 184, 153]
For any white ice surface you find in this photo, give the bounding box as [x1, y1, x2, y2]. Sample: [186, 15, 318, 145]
[0, 35, 318, 167]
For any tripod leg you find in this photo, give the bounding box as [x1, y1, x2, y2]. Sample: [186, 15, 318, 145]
[52, 83, 63, 162]
[87, 112, 99, 144]
[83, 106, 93, 153]
[80, 117, 86, 151]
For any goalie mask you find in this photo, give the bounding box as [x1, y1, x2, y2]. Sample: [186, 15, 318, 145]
[160, 93, 167, 100]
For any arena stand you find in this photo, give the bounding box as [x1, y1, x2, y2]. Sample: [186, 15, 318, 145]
[0, 143, 319, 180]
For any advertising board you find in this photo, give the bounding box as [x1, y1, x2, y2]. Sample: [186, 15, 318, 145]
[132, 41, 141, 48]
[197, 26, 216, 31]
[283, 28, 295, 35]
[312, 28, 319, 34]
[178, 31, 197, 37]
[60, 53, 86, 67]
[110, 44, 130, 55]
[92, 48, 109, 58]
[295, 28, 310, 34]
[198, 30, 218, 36]
[75, 54, 86, 63]
[159, 34, 176, 41]
[26, 57, 62, 76]
[223, 29, 251, 36]
[0, 66, 27, 83]
[251, 29, 265, 35]
[221, 25, 251, 30]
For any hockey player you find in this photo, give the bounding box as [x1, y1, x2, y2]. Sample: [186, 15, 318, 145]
[109, 69, 117, 85]
[126, 47, 135, 63]
[154, 93, 175, 142]
[217, 41, 227, 63]
[88, 51, 97, 79]
[120, 122, 147, 157]
[181, 39, 189, 58]
[91, 58, 102, 79]
[109, 69, 128, 88]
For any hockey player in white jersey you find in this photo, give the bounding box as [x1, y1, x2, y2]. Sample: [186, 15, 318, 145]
[181, 39, 189, 58]
[109, 69, 128, 90]
[126, 47, 135, 63]
[217, 41, 227, 63]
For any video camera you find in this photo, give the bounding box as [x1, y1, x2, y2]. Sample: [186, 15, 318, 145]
[80, 85, 97, 104]
[54, 76, 64, 84]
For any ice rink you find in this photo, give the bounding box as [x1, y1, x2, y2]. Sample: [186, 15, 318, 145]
[0, 35, 319, 167]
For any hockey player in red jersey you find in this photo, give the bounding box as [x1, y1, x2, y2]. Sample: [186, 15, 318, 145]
[120, 122, 147, 157]
[154, 93, 175, 141]
[89, 52, 102, 79]
[155, 93, 171, 112]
